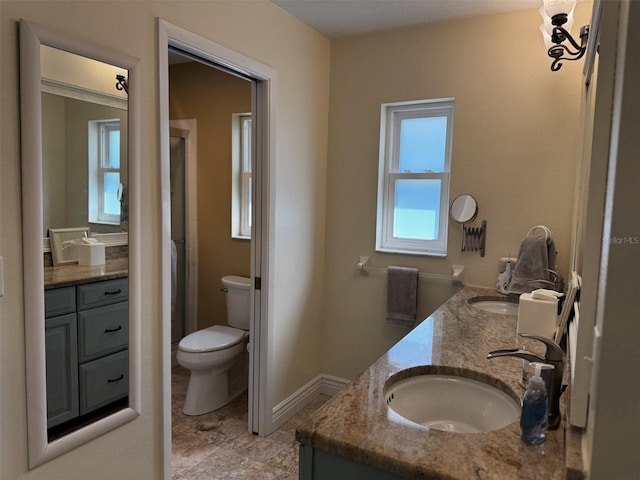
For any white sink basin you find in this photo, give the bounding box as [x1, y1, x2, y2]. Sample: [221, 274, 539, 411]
[384, 373, 519, 433]
[469, 298, 518, 315]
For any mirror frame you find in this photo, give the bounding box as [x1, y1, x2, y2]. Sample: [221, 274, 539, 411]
[450, 194, 478, 224]
[19, 20, 141, 468]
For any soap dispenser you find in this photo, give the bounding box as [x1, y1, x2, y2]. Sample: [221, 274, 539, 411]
[520, 362, 553, 445]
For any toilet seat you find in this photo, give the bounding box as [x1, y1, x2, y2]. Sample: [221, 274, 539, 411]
[179, 325, 246, 353]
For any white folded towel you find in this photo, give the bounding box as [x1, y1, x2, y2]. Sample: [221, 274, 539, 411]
[386, 266, 418, 328]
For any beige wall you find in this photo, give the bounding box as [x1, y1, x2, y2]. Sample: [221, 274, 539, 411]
[42, 93, 67, 235]
[322, 4, 592, 380]
[0, 1, 330, 479]
[169, 62, 251, 330]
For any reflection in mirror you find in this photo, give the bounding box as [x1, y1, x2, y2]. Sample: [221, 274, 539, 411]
[41, 45, 129, 237]
[450, 194, 478, 224]
[41, 40, 131, 443]
[20, 20, 140, 468]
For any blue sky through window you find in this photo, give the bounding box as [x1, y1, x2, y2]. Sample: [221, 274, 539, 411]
[398, 116, 447, 172]
[103, 172, 121, 215]
[107, 130, 120, 168]
[394, 179, 440, 239]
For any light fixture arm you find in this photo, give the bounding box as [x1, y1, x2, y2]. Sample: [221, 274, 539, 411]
[547, 24, 589, 71]
[115, 74, 129, 94]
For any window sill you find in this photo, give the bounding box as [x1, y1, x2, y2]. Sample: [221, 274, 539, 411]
[232, 234, 251, 241]
[375, 247, 447, 258]
[89, 220, 120, 227]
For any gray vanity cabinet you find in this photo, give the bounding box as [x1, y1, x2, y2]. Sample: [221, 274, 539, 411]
[44, 286, 79, 429]
[299, 446, 404, 480]
[76, 279, 129, 415]
[44, 277, 128, 429]
[79, 349, 128, 415]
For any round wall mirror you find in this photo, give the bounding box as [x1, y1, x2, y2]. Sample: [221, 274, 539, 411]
[450, 194, 478, 224]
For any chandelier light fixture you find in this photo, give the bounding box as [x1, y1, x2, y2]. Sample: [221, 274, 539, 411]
[539, 0, 590, 71]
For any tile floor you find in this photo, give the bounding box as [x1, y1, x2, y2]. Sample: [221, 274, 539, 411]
[172, 366, 330, 480]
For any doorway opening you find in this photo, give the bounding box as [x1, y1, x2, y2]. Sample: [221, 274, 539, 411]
[159, 19, 275, 479]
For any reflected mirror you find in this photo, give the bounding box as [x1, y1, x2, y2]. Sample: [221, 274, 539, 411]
[20, 20, 140, 468]
[450, 194, 478, 224]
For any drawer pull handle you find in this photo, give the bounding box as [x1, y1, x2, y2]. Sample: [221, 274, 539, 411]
[107, 374, 124, 383]
[104, 325, 123, 333]
[104, 289, 122, 296]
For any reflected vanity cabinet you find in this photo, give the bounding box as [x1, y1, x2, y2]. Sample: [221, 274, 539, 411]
[44, 277, 129, 430]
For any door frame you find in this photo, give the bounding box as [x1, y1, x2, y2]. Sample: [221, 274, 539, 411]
[158, 19, 275, 478]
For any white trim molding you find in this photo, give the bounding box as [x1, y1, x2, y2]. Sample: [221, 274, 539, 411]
[271, 374, 350, 430]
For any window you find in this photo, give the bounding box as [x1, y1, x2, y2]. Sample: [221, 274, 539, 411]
[376, 98, 454, 256]
[88, 119, 121, 225]
[231, 113, 252, 239]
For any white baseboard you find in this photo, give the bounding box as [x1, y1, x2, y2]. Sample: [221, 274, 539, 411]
[271, 374, 350, 430]
[318, 374, 351, 397]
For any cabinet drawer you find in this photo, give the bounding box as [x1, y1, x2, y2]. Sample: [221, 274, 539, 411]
[78, 302, 129, 362]
[44, 287, 76, 318]
[77, 278, 128, 311]
[79, 350, 128, 415]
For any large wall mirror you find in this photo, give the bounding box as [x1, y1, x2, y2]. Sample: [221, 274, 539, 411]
[19, 20, 141, 468]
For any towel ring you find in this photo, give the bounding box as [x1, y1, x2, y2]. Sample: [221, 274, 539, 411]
[527, 225, 552, 240]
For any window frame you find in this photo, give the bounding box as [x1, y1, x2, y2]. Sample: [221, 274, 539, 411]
[376, 98, 454, 256]
[231, 112, 252, 239]
[88, 118, 121, 225]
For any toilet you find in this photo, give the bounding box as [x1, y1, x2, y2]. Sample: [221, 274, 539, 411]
[177, 275, 250, 416]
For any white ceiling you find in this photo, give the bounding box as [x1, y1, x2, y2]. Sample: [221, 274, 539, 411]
[272, 0, 543, 38]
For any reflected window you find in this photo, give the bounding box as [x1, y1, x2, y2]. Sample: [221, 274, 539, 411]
[88, 119, 121, 225]
[231, 113, 252, 239]
[376, 99, 454, 256]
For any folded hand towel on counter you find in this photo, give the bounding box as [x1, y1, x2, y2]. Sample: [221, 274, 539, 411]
[386, 266, 418, 328]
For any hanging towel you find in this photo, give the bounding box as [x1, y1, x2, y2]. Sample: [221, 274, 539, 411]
[507, 235, 556, 294]
[386, 266, 418, 328]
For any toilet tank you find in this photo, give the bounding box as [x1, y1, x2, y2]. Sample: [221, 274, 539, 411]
[221, 275, 251, 330]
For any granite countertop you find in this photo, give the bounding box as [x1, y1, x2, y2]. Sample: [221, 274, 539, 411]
[296, 286, 584, 479]
[44, 257, 128, 289]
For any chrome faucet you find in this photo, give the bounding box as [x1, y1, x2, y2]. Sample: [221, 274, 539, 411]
[487, 333, 564, 429]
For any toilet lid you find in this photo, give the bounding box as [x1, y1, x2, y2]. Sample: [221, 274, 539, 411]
[179, 325, 246, 353]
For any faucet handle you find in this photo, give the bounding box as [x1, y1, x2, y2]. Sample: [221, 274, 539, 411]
[519, 333, 563, 362]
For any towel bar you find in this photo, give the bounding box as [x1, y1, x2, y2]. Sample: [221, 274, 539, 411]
[356, 257, 463, 283]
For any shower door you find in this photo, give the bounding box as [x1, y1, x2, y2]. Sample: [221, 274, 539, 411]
[170, 133, 187, 345]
